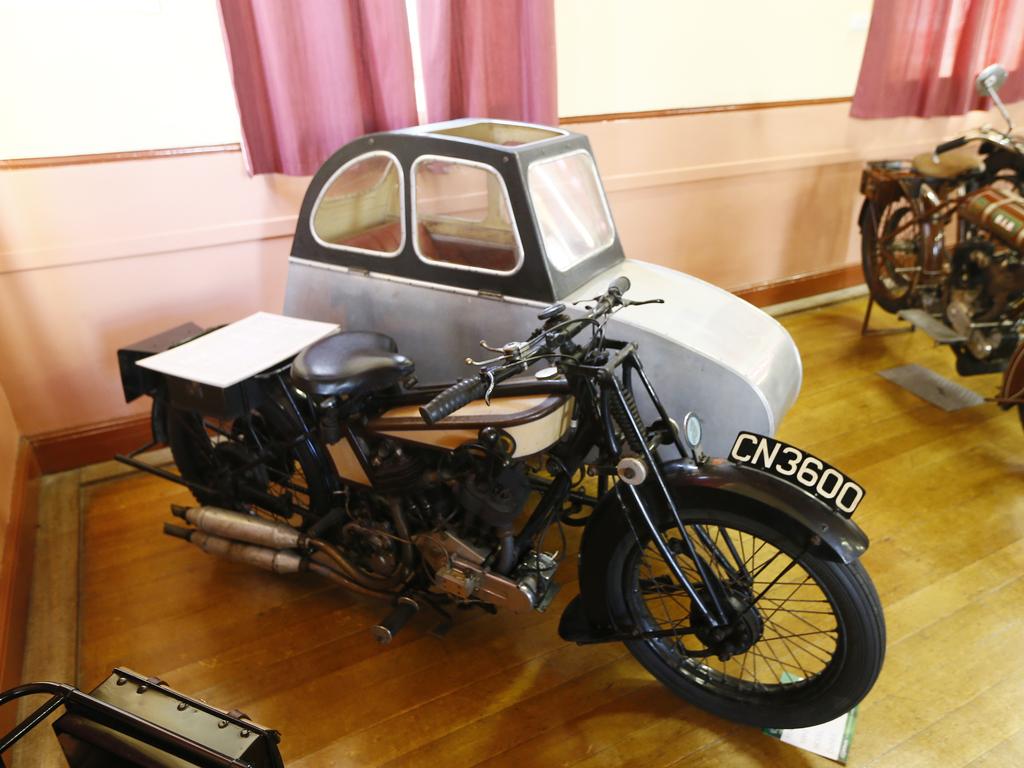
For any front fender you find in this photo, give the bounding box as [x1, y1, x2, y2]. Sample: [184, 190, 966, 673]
[563, 457, 869, 643]
[659, 457, 868, 563]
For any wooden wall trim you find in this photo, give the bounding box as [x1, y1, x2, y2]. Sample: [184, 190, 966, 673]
[0, 143, 242, 171]
[559, 96, 852, 125]
[734, 264, 864, 308]
[29, 414, 153, 475]
[0, 215, 297, 277]
[0, 440, 41, 733]
[1, 97, 853, 170]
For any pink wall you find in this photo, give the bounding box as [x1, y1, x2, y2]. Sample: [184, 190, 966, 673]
[0, 381, 20, 532]
[2, 102, 1021, 438]
[580, 101, 1024, 289]
[0, 154, 307, 436]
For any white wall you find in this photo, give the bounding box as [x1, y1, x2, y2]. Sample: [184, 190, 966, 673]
[0, 0, 240, 159]
[1, 0, 878, 161]
[555, 0, 874, 117]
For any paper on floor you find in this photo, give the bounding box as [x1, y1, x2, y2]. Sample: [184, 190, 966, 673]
[764, 708, 858, 764]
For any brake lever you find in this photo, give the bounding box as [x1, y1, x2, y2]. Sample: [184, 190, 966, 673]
[465, 353, 507, 366]
[623, 298, 665, 307]
[466, 339, 527, 366]
[483, 369, 496, 405]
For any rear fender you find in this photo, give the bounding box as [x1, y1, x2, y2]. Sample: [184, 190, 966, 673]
[566, 457, 869, 642]
[117, 322, 206, 403]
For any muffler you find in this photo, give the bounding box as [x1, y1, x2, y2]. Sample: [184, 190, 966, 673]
[163, 524, 303, 574]
[163, 505, 401, 599]
[170, 504, 307, 550]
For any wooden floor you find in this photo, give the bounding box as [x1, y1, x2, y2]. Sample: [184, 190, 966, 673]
[17, 296, 1024, 767]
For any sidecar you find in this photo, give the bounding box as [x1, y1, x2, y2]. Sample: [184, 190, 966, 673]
[284, 119, 801, 456]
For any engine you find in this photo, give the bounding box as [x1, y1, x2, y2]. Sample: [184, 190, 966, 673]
[946, 187, 1024, 365]
[409, 428, 561, 612]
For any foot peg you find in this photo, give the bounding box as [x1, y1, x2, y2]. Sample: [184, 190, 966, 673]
[371, 596, 419, 644]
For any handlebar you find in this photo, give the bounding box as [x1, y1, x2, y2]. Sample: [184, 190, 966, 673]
[419, 376, 489, 425]
[418, 277, 635, 425]
[932, 127, 1024, 160]
[934, 136, 969, 156]
[607, 275, 631, 299]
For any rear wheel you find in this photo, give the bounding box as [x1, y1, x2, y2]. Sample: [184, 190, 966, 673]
[861, 197, 924, 312]
[603, 505, 885, 728]
[164, 393, 332, 527]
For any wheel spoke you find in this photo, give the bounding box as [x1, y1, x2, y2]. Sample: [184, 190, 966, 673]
[630, 517, 843, 693]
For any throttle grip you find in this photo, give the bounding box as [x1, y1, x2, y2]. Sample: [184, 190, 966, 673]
[419, 377, 488, 425]
[608, 276, 631, 297]
[934, 136, 968, 156]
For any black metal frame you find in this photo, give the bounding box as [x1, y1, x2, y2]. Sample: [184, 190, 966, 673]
[0, 668, 283, 768]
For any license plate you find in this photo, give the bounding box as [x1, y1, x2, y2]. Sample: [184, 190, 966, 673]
[728, 432, 865, 516]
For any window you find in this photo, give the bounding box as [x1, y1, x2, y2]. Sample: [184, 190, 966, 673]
[412, 156, 523, 274]
[428, 121, 565, 147]
[528, 151, 615, 272]
[311, 153, 404, 256]
[1, 0, 241, 160]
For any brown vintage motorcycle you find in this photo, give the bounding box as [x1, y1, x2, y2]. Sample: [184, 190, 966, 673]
[859, 64, 1024, 376]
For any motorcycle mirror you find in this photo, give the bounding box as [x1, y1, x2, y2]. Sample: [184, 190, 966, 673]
[975, 63, 1014, 135]
[975, 63, 1008, 97]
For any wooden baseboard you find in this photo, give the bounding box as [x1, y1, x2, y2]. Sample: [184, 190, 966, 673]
[733, 264, 864, 308]
[29, 414, 153, 475]
[0, 440, 41, 733]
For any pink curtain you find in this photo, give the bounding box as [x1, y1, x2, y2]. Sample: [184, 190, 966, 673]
[219, 0, 418, 176]
[852, 0, 1024, 118]
[416, 0, 557, 125]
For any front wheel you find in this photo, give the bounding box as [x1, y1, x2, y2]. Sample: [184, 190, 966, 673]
[602, 505, 885, 729]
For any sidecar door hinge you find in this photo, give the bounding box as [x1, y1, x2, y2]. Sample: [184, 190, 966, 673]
[477, 289, 504, 301]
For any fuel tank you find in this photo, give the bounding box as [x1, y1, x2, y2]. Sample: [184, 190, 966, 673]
[960, 188, 1024, 250]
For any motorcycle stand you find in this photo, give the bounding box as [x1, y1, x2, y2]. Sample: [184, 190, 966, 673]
[860, 296, 916, 337]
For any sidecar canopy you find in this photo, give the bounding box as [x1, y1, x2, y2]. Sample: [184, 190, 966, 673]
[289, 118, 623, 303]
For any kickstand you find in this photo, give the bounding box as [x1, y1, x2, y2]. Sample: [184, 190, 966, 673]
[416, 594, 454, 638]
[861, 295, 915, 337]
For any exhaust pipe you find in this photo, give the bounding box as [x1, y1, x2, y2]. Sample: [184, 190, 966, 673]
[165, 505, 404, 599]
[164, 523, 303, 574]
[171, 505, 306, 550]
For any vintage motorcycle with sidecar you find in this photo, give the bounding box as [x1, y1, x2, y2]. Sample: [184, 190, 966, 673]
[116, 119, 884, 729]
[859, 63, 1024, 376]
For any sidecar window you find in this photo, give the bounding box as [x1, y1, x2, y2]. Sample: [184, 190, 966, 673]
[428, 121, 565, 146]
[528, 150, 615, 272]
[412, 156, 523, 275]
[311, 152, 404, 256]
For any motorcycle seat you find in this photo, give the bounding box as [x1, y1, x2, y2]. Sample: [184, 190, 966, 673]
[911, 146, 985, 179]
[290, 331, 414, 399]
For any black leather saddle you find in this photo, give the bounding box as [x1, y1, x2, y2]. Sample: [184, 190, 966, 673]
[290, 331, 414, 400]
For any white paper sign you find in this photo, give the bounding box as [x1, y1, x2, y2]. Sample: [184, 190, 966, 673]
[137, 312, 339, 389]
[765, 708, 858, 764]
